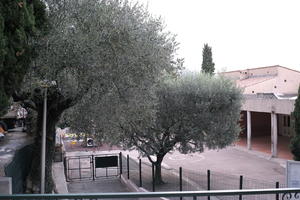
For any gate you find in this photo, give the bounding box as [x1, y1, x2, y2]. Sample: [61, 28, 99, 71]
[64, 153, 120, 182]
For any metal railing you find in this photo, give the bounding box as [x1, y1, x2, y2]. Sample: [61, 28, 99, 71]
[0, 188, 299, 200]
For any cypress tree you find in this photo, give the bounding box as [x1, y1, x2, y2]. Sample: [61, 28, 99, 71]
[290, 86, 300, 160]
[201, 43, 215, 75]
[0, 0, 46, 116]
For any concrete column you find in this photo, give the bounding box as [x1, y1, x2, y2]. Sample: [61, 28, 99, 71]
[247, 111, 252, 150]
[0, 177, 12, 194]
[271, 112, 278, 157]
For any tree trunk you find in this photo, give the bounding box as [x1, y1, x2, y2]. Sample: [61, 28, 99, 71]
[154, 154, 165, 185]
[25, 103, 63, 193]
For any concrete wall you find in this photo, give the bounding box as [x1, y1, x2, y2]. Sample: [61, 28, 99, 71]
[245, 66, 278, 77]
[276, 67, 300, 94]
[52, 162, 68, 193]
[243, 78, 276, 94]
[242, 98, 295, 115]
[0, 177, 12, 194]
[222, 66, 300, 95]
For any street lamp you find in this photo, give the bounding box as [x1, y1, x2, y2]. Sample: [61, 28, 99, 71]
[40, 80, 56, 193]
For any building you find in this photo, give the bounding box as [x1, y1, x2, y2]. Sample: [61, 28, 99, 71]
[222, 65, 300, 158]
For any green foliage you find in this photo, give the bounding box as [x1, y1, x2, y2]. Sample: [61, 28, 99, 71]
[0, 88, 9, 116]
[115, 73, 242, 156]
[290, 86, 300, 160]
[0, 0, 47, 115]
[201, 43, 215, 75]
[77, 72, 242, 183]
[19, 0, 182, 192]
[53, 0, 182, 134]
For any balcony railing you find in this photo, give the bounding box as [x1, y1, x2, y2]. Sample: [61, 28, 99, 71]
[0, 188, 299, 200]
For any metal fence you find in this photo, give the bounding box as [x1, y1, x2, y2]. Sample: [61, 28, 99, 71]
[120, 153, 287, 200]
[64, 153, 120, 181]
[0, 189, 300, 200]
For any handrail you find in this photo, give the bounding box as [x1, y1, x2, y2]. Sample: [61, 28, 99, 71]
[0, 188, 299, 199]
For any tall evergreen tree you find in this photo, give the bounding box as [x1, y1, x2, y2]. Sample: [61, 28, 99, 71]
[0, 0, 46, 116]
[290, 86, 300, 160]
[201, 43, 215, 75]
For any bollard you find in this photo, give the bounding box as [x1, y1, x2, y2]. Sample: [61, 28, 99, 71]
[207, 170, 211, 200]
[239, 175, 243, 200]
[139, 159, 142, 187]
[179, 167, 183, 200]
[119, 152, 123, 175]
[92, 155, 95, 181]
[276, 181, 279, 200]
[127, 155, 130, 179]
[152, 163, 155, 192]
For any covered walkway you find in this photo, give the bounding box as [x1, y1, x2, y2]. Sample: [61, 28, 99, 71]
[237, 135, 293, 160]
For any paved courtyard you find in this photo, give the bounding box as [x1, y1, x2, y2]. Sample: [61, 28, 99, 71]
[67, 179, 138, 200]
[64, 139, 288, 197]
[120, 145, 286, 185]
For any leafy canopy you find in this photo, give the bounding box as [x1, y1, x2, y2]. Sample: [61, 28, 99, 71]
[20, 0, 182, 193]
[0, 0, 46, 115]
[114, 73, 242, 157]
[69, 72, 242, 183]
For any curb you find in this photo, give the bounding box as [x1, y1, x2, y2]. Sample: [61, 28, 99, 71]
[120, 174, 169, 200]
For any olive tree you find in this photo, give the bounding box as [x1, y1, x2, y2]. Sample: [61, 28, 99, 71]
[83, 73, 242, 184]
[17, 0, 181, 193]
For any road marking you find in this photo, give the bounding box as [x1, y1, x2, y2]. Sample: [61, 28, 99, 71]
[168, 154, 205, 162]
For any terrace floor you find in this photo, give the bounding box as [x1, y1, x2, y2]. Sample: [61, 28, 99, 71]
[236, 135, 293, 160]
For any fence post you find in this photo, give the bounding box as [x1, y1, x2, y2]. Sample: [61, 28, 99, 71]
[92, 155, 95, 181]
[119, 152, 123, 175]
[276, 181, 279, 200]
[207, 170, 211, 200]
[152, 163, 155, 192]
[239, 175, 243, 200]
[127, 155, 130, 179]
[139, 159, 142, 187]
[179, 167, 183, 200]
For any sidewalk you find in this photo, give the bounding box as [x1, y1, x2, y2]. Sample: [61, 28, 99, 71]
[68, 178, 130, 193]
[67, 179, 138, 200]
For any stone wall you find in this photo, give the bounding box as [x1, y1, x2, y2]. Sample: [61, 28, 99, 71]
[4, 144, 34, 193]
[0, 130, 34, 194]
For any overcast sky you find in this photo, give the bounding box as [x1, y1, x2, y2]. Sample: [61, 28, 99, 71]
[137, 0, 300, 72]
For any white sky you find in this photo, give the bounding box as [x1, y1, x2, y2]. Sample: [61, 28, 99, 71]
[137, 0, 300, 72]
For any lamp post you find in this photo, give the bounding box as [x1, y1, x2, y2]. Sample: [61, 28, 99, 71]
[40, 87, 47, 194]
[40, 80, 56, 193]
